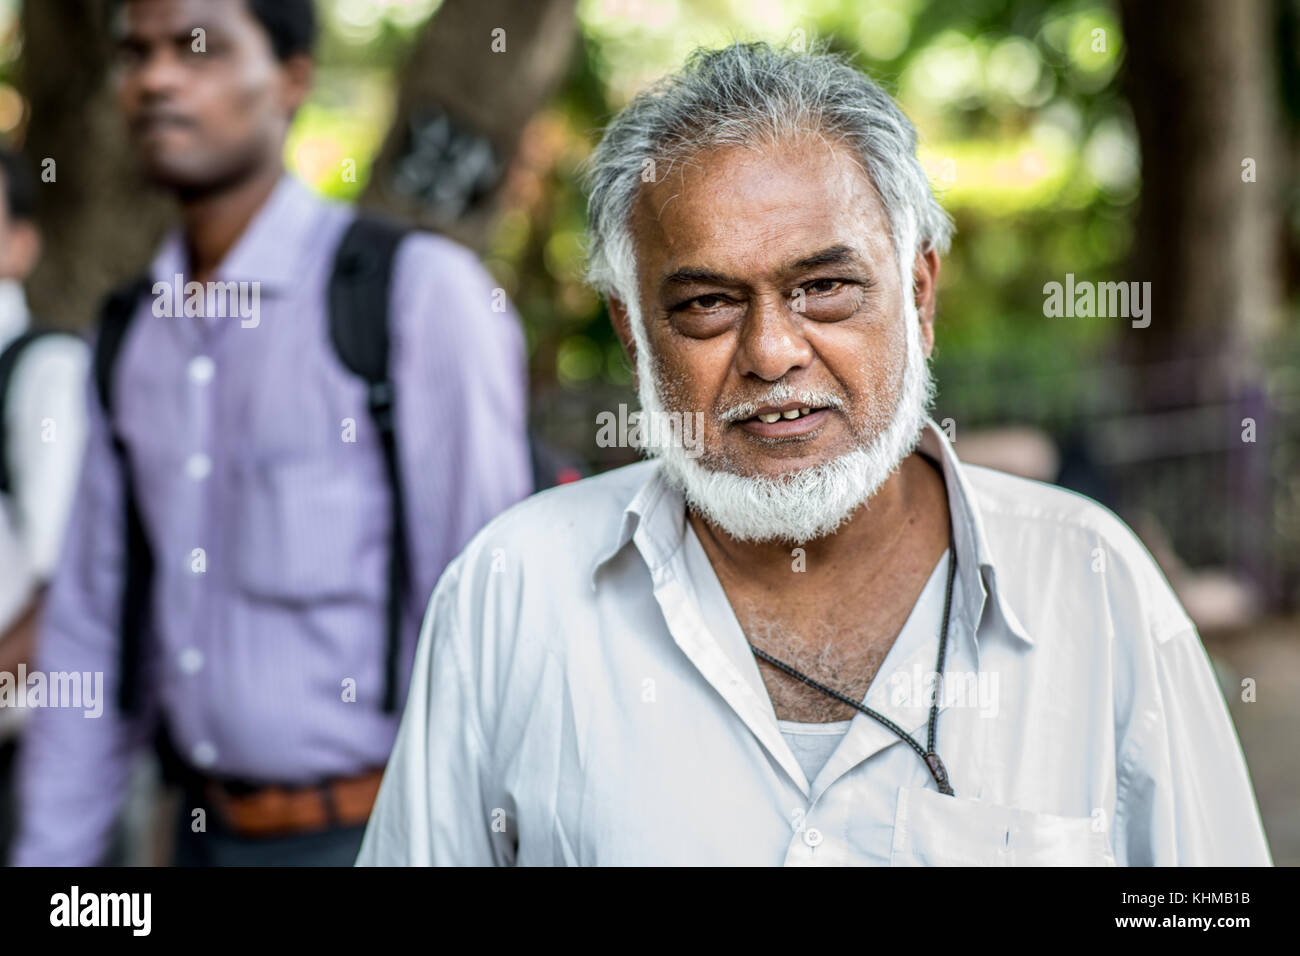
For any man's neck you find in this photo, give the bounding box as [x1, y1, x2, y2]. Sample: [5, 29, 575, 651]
[179, 164, 284, 285]
[687, 451, 949, 588]
[691, 451, 953, 724]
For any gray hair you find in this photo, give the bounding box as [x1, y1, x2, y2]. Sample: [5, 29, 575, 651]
[583, 41, 953, 309]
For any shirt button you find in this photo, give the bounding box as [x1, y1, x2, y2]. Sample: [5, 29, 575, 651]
[803, 827, 823, 847]
[188, 355, 215, 384]
[186, 452, 212, 481]
[191, 741, 217, 768]
[178, 648, 204, 675]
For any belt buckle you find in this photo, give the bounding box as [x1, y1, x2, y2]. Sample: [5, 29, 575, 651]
[317, 777, 340, 828]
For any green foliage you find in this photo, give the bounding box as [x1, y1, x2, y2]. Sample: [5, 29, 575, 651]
[498, 0, 1141, 404]
[295, 0, 1144, 407]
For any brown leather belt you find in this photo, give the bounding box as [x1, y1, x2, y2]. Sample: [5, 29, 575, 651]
[202, 768, 385, 839]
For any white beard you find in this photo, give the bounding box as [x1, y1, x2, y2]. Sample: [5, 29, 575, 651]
[632, 294, 934, 545]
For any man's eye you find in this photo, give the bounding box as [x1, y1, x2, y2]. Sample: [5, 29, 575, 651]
[115, 43, 147, 66]
[805, 279, 846, 295]
[180, 39, 212, 57]
[679, 294, 727, 311]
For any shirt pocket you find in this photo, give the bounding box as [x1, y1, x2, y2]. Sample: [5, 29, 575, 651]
[230, 454, 385, 605]
[890, 786, 1115, 866]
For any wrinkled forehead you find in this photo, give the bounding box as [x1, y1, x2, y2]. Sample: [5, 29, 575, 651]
[628, 136, 898, 290]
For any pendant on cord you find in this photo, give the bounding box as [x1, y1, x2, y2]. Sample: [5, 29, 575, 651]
[924, 752, 954, 795]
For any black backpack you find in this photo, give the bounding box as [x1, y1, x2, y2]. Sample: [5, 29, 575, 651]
[96, 214, 413, 716]
[0, 327, 84, 499]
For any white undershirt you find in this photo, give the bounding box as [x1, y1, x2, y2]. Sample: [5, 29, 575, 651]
[777, 718, 853, 787]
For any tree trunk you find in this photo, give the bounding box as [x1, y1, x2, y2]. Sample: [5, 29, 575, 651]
[19, 0, 172, 330]
[1118, 0, 1282, 404]
[1119, 0, 1286, 604]
[361, 0, 578, 253]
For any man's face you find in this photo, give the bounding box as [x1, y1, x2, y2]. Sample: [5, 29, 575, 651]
[0, 176, 39, 283]
[617, 138, 937, 482]
[113, 0, 308, 192]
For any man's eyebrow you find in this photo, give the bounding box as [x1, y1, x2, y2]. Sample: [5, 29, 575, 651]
[657, 245, 863, 291]
[172, 20, 220, 41]
[115, 23, 212, 47]
[115, 17, 218, 40]
[788, 245, 859, 270]
[660, 267, 740, 289]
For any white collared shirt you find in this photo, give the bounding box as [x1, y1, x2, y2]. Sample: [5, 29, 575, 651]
[357, 419, 1271, 866]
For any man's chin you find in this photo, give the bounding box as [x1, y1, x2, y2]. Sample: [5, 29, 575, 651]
[137, 158, 207, 191]
[704, 443, 856, 482]
[136, 155, 248, 199]
[656, 441, 887, 545]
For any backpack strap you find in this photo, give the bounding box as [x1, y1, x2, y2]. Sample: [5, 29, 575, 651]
[0, 328, 80, 497]
[94, 275, 155, 715]
[328, 213, 412, 714]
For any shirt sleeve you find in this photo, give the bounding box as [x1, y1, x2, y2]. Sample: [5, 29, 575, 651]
[355, 562, 511, 866]
[1112, 624, 1272, 866]
[9, 368, 155, 866]
[390, 235, 533, 615]
[6, 335, 91, 580]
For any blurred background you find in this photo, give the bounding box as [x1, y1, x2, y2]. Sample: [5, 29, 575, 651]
[0, 0, 1295, 861]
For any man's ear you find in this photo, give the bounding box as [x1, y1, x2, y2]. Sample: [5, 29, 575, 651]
[1, 222, 40, 282]
[280, 54, 314, 117]
[911, 246, 941, 358]
[607, 296, 639, 381]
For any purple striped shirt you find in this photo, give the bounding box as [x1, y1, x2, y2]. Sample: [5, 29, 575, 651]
[13, 175, 532, 865]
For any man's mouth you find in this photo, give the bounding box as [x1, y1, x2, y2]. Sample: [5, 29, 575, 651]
[736, 402, 832, 437]
[749, 403, 818, 424]
[132, 113, 197, 137]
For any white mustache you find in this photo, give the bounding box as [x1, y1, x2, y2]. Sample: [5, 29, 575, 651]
[719, 384, 845, 423]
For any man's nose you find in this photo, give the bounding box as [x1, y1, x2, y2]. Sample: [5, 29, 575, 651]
[734, 293, 815, 381]
[133, 47, 187, 99]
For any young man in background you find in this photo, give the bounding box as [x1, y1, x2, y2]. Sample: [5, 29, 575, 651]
[13, 0, 531, 866]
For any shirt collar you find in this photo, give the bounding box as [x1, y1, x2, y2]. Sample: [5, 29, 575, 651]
[149, 173, 328, 294]
[916, 417, 1035, 647]
[590, 417, 1035, 647]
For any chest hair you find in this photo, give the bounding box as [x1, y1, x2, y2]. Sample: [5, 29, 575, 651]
[740, 611, 894, 723]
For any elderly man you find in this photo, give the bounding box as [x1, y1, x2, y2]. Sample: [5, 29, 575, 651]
[357, 42, 1271, 866]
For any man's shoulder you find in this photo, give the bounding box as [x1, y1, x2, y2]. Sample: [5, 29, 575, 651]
[423, 461, 658, 677]
[963, 463, 1135, 544]
[328, 203, 479, 274]
[2, 330, 90, 398]
[451, 460, 658, 578]
[1, 327, 89, 358]
[962, 462, 1195, 642]
[389, 226, 485, 281]
[383, 226, 521, 352]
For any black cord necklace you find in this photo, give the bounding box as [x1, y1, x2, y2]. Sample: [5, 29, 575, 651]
[749, 541, 958, 796]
